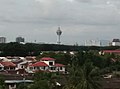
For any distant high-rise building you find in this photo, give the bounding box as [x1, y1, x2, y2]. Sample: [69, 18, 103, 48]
[16, 37, 25, 43]
[85, 40, 101, 46]
[111, 39, 120, 46]
[0, 37, 6, 43]
[100, 40, 110, 46]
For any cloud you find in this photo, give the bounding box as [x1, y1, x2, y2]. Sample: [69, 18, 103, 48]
[0, 0, 119, 26]
[0, 0, 119, 44]
[76, 0, 92, 3]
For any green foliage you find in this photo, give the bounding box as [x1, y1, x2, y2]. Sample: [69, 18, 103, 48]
[28, 80, 50, 89]
[64, 61, 101, 89]
[17, 83, 28, 89]
[38, 52, 71, 65]
[0, 75, 5, 89]
[0, 42, 120, 56]
[29, 72, 61, 89]
[34, 72, 53, 81]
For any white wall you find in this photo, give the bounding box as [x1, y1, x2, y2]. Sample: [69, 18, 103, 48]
[112, 42, 120, 46]
[55, 67, 65, 72]
[0, 64, 4, 71]
[41, 60, 55, 66]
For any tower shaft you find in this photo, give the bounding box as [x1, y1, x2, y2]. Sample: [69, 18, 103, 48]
[57, 35, 61, 44]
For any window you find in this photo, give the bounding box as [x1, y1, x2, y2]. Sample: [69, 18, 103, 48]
[21, 65, 24, 69]
[0, 67, 2, 70]
[37, 67, 39, 70]
[11, 84, 15, 87]
[40, 67, 46, 70]
[60, 67, 63, 70]
[10, 67, 15, 70]
[50, 67, 55, 70]
[49, 62, 53, 65]
[30, 67, 33, 70]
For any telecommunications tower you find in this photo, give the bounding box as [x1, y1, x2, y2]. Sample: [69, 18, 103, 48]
[56, 27, 62, 44]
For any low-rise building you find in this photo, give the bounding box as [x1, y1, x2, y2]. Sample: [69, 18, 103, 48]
[100, 50, 120, 55]
[111, 39, 120, 46]
[0, 62, 16, 71]
[27, 57, 65, 73]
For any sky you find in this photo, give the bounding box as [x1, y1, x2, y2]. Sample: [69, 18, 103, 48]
[0, 0, 120, 45]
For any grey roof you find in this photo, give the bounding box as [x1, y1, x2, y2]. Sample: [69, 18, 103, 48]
[5, 80, 33, 84]
[113, 39, 120, 42]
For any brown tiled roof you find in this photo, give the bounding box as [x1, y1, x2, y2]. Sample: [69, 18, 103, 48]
[55, 63, 65, 67]
[0, 62, 16, 67]
[103, 50, 120, 53]
[41, 57, 56, 61]
[29, 62, 48, 67]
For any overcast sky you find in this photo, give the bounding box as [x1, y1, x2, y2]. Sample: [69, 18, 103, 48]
[0, 0, 120, 45]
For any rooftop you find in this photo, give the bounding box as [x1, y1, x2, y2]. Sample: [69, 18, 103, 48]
[29, 62, 48, 67]
[0, 62, 16, 67]
[55, 63, 65, 67]
[103, 50, 120, 53]
[40, 57, 56, 61]
[112, 39, 120, 42]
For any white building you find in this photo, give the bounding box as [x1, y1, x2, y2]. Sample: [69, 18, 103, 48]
[111, 39, 120, 46]
[27, 57, 65, 73]
[100, 40, 110, 46]
[85, 40, 101, 46]
[0, 37, 6, 43]
[16, 37, 25, 43]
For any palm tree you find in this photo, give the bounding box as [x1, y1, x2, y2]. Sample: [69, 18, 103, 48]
[64, 61, 101, 89]
[77, 62, 101, 89]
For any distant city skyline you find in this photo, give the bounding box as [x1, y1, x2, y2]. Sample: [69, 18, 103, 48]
[0, 0, 119, 45]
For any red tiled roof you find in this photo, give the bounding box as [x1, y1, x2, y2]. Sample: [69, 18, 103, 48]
[29, 62, 48, 67]
[103, 50, 120, 53]
[40, 57, 56, 61]
[0, 62, 16, 67]
[55, 63, 65, 67]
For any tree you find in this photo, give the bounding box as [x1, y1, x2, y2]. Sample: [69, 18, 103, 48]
[28, 80, 50, 89]
[0, 75, 5, 89]
[28, 72, 60, 89]
[17, 83, 28, 89]
[64, 61, 101, 89]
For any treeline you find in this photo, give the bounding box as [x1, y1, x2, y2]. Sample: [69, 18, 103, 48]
[0, 42, 119, 56]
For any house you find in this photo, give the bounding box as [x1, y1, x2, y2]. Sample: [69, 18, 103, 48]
[0, 63, 4, 71]
[15, 61, 30, 74]
[16, 61, 28, 70]
[102, 50, 120, 55]
[0, 57, 10, 62]
[5, 80, 33, 89]
[27, 57, 65, 73]
[25, 56, 36, 62]
[28, 62, 49, 73]
[40, 57, 56, 72]
[3, 73, 33, 89]
[55, 63, 65, 72]
[0, 62, 16, 71]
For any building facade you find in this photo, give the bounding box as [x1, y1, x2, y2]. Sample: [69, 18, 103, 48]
[111, 39, 120, 46]
[0, 37, 6, 43]
[85, 40, 101, 46]
[27, 57, 65, 73]
[16, 37, 25, 43]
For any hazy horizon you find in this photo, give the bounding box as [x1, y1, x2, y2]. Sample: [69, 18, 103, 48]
[0, 0, 119, 45]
